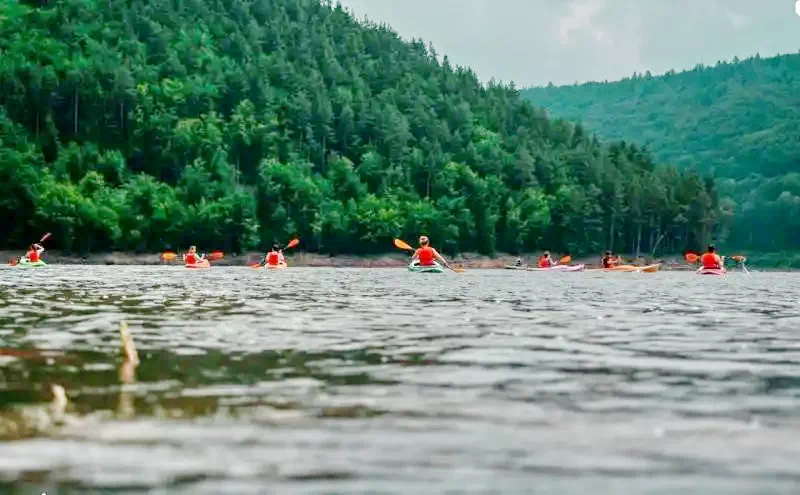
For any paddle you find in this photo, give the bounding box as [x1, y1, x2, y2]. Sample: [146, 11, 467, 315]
[249, 238, 299, 268]
[393, 238, 464, 272]
[9, 233, 51, 266]
[558, 255, 572, 265]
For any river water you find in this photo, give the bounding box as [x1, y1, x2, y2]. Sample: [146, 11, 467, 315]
[0, 266, 798, 494]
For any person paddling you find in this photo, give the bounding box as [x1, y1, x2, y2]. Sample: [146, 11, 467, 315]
[701, 244, 723, 270]
[184, 245, 204, 265]
[515, 257, 523, 267]
[537, 251, 555, 268]
[24, 243, 45, 263]
[264, 244, 286, 267]
[600, 250, 619, 269]
[411, 236, 451, 268]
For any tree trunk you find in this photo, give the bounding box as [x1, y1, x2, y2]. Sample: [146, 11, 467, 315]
[73, 87, 79, 135]
[321, 134, 326, 174]
[608, 214, 616, 251]
[426, 170, 431, 199]
[635, 222, 642, 258]
[651, 230, 666, 257]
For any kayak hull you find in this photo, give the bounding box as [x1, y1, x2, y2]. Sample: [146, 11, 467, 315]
[504, 265, 528, 270]
[185, 260, 211, 269]
[527, 264, 585, 272]
[697, 267, 726, 276]
[15, 259, 47, 268]
[409, 262, 444, 273]
[600, 264, 661, 273]
[265, 263, 288, 270]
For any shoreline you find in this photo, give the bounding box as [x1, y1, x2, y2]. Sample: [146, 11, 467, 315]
[2, 250, 695, 270]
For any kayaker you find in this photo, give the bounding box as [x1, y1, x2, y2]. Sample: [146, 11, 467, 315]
[265, 244, 286, 267]
[411, 236, 450, 268]
[184, 245, 204, 264]
[701, 245, 723, 269]
[600, 250, 618, 269]
[537, 251, 554, 268]
[515, 257, 523, 267]
[24, 243, 44, 262]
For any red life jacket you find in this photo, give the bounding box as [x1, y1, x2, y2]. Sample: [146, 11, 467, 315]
[701, 253, 720, 269]
[185, 253, 197, 264]
[27, 250, 39, 262]
[538, 256, 551, 268]
[267, 252, 280, 265]
[418, 247, 435, 266]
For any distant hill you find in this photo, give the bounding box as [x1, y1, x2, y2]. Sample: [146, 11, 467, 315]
[0, 0, 716, 257]
[523, 53, 800, 179]
[523, 53, 800, 252]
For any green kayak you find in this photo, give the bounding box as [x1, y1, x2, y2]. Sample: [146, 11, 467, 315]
[16, 258, 47, 268]
[408, 262, 444, 273]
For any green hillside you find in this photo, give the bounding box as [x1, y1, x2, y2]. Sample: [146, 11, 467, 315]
[523, 53, 800, 251]
[1, 0, 716, 256]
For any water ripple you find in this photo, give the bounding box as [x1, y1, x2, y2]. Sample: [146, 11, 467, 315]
[0, 267, 798, 493]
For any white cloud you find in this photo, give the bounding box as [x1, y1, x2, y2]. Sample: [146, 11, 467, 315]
[558, 0, 607, 44]
[725, 10, 748, 29]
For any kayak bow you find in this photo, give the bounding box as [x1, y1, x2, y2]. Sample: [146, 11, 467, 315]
[185, 260, 211, 269]
[600, 264, 661, 273]
[696, 267, 727, 276]
[527, 264, 585, 272]
[408, 261, 445, 273]
[14, 258, 48, 269]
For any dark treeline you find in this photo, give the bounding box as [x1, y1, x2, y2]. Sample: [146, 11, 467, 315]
[0, 0, 719, 256]
[524, 53, 800, 252]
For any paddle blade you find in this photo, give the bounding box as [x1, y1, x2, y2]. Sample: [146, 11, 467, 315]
[393, 238, 414, 251]
[160, 252, 177, 261]
[248, 263, 262, 269]
[40, 232, 52, 243]
[285, 238, 300, 249]
[8, 257, 19, 266]
[684, 252, 699, 264]
[208, 251, 224, 260]
[559, 255, 572, 265]
[731, 255, 746, 263]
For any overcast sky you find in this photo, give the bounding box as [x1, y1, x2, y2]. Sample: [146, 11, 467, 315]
[336, 0, 800, 87]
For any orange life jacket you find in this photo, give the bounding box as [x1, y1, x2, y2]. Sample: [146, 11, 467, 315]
[26, 250, 39, 262]
[267, 252, 280, 265]
[538, 256, 551, 268]
[418, 247, 435, 266]
[701, 253, 720, 269]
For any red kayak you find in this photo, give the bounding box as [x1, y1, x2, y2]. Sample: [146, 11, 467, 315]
[696, 267, 726, 276]
[185, 260, 211, 269]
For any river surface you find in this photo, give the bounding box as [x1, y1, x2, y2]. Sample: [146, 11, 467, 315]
[0, 266, 798, 494]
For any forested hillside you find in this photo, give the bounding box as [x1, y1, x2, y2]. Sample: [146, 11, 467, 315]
[0, 0, 717, 256]
[523, 53, 800, 251]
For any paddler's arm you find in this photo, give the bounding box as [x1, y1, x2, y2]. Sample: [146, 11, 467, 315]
[432, 248, 452, 269]
[410, 248, 421, 261]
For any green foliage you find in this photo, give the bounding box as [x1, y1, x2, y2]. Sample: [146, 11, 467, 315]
[0, 0, 719, 256]
[523, 53, 800, 251]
